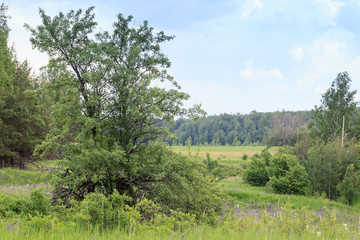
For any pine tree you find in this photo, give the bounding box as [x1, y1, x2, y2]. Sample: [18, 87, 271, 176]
[0, 4, 46, 168]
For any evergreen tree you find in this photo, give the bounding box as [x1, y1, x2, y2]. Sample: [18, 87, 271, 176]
[0, 4, 45, 168]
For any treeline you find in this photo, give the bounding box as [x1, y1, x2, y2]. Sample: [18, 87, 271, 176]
[243, 72, 360, 204]
[166, 111, 313, 146]
[0, 5, 47, 168]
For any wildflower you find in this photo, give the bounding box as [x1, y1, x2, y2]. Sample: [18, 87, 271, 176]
[181, 234, 185, 239]
[317, 231, 321, 237]
[6, 223, 14, 231]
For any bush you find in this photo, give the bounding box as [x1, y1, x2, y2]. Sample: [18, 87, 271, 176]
[243, 151, 271, 186]
[30, 190, 50, 215]
[0, 190, 50, 216]
[52, 143, 223, 222]
[72, 192, 119, 227]
[243, 150, 310, 195]
[337, 164, 359, 205]
[267, 162, 310, 195]
[266, 153, 310, 195]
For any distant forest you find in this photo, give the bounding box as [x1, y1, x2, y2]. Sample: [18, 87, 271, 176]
[165, 111, 314, 146]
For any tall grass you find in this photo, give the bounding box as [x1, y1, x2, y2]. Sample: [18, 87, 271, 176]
[2, 206, 360, 240]
[2, 160, 360, 239]
[0, 168, 51, 186]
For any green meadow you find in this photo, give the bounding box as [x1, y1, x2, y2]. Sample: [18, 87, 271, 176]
[171, 145, 278, 161]
[2, 156, 360, 240]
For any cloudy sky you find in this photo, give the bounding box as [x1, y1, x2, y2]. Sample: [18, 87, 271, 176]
[6, 0, 360, 115]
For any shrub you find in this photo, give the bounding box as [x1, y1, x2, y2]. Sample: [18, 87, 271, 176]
[30, 190, 50, 215]
[267, 162, 310, 195]
[0, 190, 50, 216]
[306, 139, 359, 199]
[337, 164, 359, 205]
[266, 153, 310, 195]
[73, 192, 113, 227]
[243, 151, 271, 186]
[52, 143, 223, 222]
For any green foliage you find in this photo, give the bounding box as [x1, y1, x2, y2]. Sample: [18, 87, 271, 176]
[243, 151, 271, 186]
[337, 164, 359, 205]
[305, 139, 360, 199]
[25, 6, 215, 218]
[50, 141, 223, 220]
[309, 72, 358, 143]
[30, 190, 50, 215]
[73, 192, 113, 227]
[0, 5, 47, 168]
[203, 153, 224, 181]
[243, 150, 310, 195]
[51, 142, 126, 203]
[293, 126, 312, 161]
[0, 190, 50, 216]
[265, 152, 310, 195]
[141, 146, 223, 221]
[167, 111, 312, 146]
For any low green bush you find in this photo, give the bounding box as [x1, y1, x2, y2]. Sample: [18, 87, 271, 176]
[0, 190, 50, 216]
[266, 153, 310, 195]
[242, 151, 271, 186]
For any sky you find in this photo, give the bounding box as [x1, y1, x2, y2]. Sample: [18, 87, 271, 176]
[5, 0, 360, 115]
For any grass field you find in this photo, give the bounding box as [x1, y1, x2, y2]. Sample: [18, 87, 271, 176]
[2, 169, 360, 240]
[3, 148, 360, 240]
[170, 145, 278, 161]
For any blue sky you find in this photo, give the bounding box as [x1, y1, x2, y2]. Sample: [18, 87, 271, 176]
[6, 0, 360, 115]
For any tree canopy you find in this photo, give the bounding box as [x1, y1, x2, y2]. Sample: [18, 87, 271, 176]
[25, 7, 221, 217]
[26, 7, 203, 157]
[0, 4, 46, 168]
[309, 72, 357, 143]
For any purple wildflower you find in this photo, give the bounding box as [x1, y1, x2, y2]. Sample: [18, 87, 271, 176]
[6, 223, 14, 231]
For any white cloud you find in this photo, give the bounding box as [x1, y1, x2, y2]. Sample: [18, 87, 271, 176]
[316, 0, 345, 25]
[290, 46, 304, 61]
[239, 60, 284, 81]
[294, 31, 360, 96]
[241, 0, 264, 19]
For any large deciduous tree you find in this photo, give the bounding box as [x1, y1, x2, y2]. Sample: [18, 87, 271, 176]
[25, 7, 220, 217]
[27, 7, 202, 156]
[309, 72, 357, 143]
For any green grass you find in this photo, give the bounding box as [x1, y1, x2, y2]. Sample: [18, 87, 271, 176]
[0, 168, 53, 197]
[3, 157, 360, 239]
[2, 207, 360, 240]
[220, 176, 354, 211]
[170, 145, 277, 153]
[0, 168, 51, 186]
[170, 145, 278, 163]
